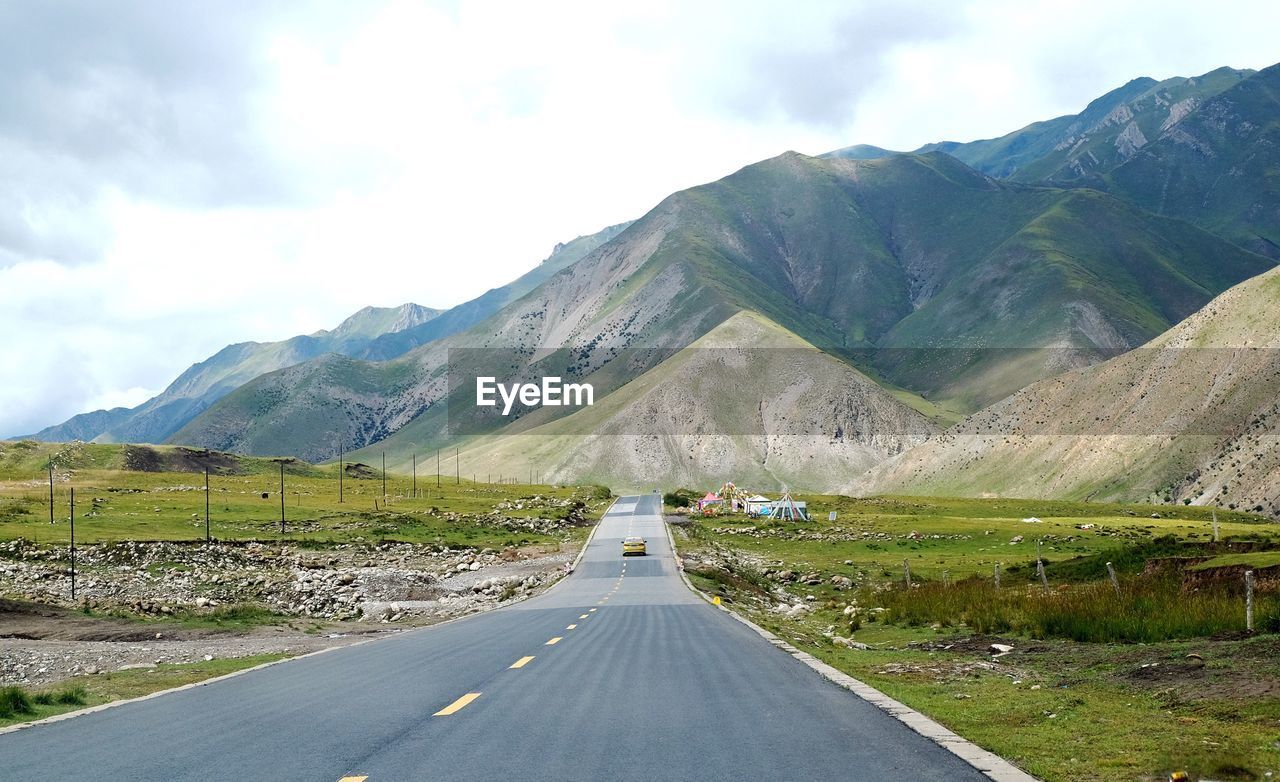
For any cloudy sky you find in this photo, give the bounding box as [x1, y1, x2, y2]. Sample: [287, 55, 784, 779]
[2, 0, 1278, 437]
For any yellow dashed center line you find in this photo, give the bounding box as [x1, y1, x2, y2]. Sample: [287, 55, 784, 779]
[509, 656, 535, 669]
[339, 777, 368, 782]
[579, 614, 589, 619]
[434, 692, 481, 716]
[565, 624, 577, 630]
[589, 608, 597, 612]
[545, 636, 563, 645]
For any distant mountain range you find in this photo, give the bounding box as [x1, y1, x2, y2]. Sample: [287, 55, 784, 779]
[20, 62, 1280, 508]
[24, 222, 630, 445]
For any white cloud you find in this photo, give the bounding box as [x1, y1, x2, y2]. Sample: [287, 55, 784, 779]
[3, 0, 1280, 436]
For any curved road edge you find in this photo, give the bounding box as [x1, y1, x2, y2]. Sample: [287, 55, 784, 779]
[662, 516, 1041, 782]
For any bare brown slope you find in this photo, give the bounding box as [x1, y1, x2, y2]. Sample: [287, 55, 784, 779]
[457, 312, 936, 493]
[850, 267, 1280, 516]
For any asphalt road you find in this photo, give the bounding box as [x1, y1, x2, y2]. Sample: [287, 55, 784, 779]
[0, 494, 987, 781]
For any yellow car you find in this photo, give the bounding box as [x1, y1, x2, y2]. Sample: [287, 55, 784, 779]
[622, 536, 647, 556]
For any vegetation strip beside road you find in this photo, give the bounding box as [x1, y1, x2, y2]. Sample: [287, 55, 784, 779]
[0, 653, 288, 731]
[668, 494, 1280, 782]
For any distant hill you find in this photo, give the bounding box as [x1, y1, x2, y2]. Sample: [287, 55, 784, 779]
[25, 303, 442, 445]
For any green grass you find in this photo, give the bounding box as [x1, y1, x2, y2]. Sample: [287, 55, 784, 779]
[0, 654, 288, 727]
[803, 632, 1280, 782]
[877, 577, 1279, 642]
[31, 685, 87, 707]
[688, 494, 1272, 583]
[1191, 550, 1280, 570]
[0, 686, 34, 719]
[0, 441, 611, 549]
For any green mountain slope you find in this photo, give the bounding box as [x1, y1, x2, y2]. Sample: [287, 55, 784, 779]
[852, 266, 1280, 516]
[913, 67, 1252, 184]
[1105, 63, 1280, 258]
[900, 63, 1279, 260]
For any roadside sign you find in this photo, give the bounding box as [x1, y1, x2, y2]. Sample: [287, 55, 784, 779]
[828, 511, 837, 521]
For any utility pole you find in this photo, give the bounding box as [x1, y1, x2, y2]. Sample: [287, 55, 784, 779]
[204, 467, 211, 543]
[48, 459, 54, 525]
[455, 446, 459, 484]
[1246, 570, 1255, 631]
[437, 449, 441, 488]
[382, 452, 387, 500]
[69, 486, 75, 601]
[413, 453, 417, 498]
[1037, 539, 1049, 593]
[338, 443, 344, 504]
[279, 461, 286, 534]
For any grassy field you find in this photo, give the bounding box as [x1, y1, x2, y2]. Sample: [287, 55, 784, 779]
[0, 440, 611, 549]
[674, 492, 1280, 781]
[0, 654, 287, 728]
[687, 494, 1272, 583]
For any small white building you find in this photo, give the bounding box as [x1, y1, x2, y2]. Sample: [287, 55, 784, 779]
[746, 495, 772, 514]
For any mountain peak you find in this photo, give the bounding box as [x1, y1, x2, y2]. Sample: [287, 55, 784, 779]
[327, 303, 441, 342]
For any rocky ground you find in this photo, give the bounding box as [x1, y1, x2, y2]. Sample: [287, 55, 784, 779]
[0, 538, 578, 687]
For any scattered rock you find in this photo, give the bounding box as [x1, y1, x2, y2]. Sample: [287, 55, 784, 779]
[832, 636, 868, 650]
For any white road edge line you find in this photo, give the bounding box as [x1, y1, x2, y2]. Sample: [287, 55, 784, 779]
[1, 496, 625, 737]
[663, 518, 1039, 782]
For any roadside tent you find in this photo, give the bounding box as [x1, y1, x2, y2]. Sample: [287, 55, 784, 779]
[697, 492, 723, 511]
[745, 495, 772, 515]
